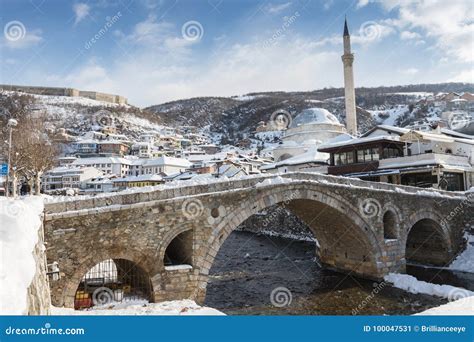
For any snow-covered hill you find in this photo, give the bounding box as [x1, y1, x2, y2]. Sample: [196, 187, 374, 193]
[146, 83, 474, 143]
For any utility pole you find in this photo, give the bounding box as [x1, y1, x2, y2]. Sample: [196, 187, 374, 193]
[5, 118, 18, 197]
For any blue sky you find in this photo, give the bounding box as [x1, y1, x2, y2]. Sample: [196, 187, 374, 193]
[1, 0, 473, 106]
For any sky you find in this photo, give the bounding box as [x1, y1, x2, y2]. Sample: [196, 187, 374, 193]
[0, 0, 473, 107]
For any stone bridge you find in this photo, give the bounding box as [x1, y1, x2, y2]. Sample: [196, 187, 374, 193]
[42, 172, 473, 308]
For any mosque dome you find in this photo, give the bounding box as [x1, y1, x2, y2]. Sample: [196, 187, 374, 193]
[289, 108, 341, 128]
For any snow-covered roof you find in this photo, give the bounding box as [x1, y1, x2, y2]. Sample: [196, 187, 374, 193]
[113, 174, 163, 182]
[72, 157, 133, 165]
[441, 128, 473, 140]
[400, 131, 474, 145]
[140, 156, 191, 168]
[289, 108, 341, 128]
[318, 135, 401, 151]
[74, 139, 99, 144]
[45, 166, 100, 174]
[261, 147, 328, 170]
[362, 125, 409, 137]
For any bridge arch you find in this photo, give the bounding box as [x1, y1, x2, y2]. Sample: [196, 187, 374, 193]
[382, 210, 398, 240]
[61, 249, 154, 308]
[404, 211, 453, 267]
[162, 228, 194, 267]
[195, 185, 384, 299]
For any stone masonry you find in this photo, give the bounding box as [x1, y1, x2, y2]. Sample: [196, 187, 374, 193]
[42, 172, 473, 308]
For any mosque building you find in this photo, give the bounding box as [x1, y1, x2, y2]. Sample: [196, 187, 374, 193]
[261, 19, 356, 173]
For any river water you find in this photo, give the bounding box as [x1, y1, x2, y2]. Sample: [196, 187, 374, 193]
[204, 231, 472, 315]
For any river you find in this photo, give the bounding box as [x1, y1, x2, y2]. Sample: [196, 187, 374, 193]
[204, 231, 472, 315]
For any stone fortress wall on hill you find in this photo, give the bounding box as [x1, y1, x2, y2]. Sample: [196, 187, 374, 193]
[0, 84, 127, 105]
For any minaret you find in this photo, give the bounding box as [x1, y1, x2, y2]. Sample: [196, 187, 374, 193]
[341, 17, 357, 136]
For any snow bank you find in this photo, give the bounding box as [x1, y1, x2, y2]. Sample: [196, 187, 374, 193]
[416, 296, 474, 315]
[384, 273, 474, 300]
[255, 176, 293, 188]
[449, 233, 474, 273]
[0, 197, 44, 314]
[51, 300, 225, 316]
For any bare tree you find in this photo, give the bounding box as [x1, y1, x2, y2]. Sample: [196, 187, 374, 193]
[1, 93, 58, 195]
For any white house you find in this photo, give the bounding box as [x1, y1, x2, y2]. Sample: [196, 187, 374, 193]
[71, 157, 133, 177]
[138, 156, 191, 175]
[42, 166, 103, 192]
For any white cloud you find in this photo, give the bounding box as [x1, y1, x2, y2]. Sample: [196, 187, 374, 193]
[315, 20, 396, 47]
[59, 34, 341, 106]
[118, 15, 195, 53]
[73, 3, 91, 25]
[448, 69, 474, 83]
[2, 29, 43, 49]
[366, 0, 474, 63]
[400, 30, 421, 40]
[356, 0, 370, 8]
[400, 67, 419, 75]
[264, 2, 292, 15]
[323, 0, 334, 10]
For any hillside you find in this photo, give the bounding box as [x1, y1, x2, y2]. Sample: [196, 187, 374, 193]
[146, 83, 474, 142]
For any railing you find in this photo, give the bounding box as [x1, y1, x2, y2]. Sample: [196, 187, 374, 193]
[379, 153, 470, 169]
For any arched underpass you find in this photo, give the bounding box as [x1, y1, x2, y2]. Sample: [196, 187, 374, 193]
[405, 219, 452, 267]
[74, 258, 153, 310]
[203, 205, 446, 315]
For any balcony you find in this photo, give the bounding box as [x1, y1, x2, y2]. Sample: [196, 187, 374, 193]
[379, 153, 471, 170]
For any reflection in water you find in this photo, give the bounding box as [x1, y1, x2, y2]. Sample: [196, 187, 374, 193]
[205, 231, 450, 315]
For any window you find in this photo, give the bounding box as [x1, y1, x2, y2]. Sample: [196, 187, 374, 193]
[371, 148, 379, 160]
[357, 150, 364, 163]
[442, 173, 464, 191]
[340, 153, 347, 165]
[346, 151, 354, 164]
[364, 149, 371, 161]
[382, 147, 401, 159]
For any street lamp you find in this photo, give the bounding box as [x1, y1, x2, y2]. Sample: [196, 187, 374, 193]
[5, 118, 18, 197]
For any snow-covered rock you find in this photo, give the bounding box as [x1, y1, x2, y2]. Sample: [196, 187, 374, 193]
[384, 273, 474, 300]
[449, 233, 474, 273]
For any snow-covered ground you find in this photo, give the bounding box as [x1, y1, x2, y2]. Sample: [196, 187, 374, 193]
[52, 300, 224, 316]
[384, 273, 474, 301]
[417, 297, 474, 315]
[0, 196, 44, 314]
[368, 105, 409, 126]
[449, 233, 474, 273]
[385, 273, 473, 315]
